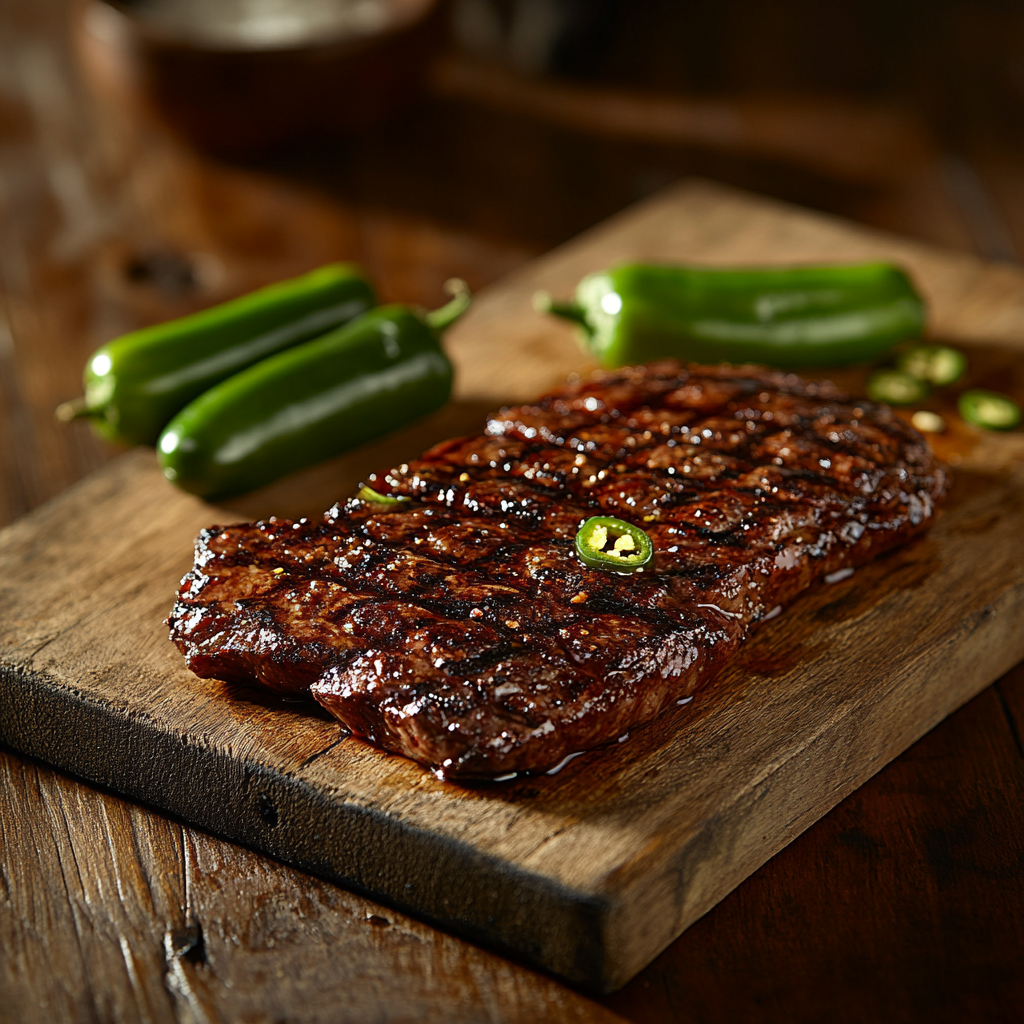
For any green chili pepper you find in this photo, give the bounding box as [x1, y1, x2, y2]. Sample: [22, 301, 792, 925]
[58, 263, 376, 446]
[357, 484, 409, 504]
[157, 282, 470, 500]
[575, 516, 654, 573]
[537, 261, 924, 369]
[897, 344, 967, 386]
[958, 389, 1022, 431]
[866, 369, 930, 405]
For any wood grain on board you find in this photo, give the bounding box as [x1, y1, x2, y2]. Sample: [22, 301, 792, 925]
[2, 181, 1024, 991]
[603, 660, 1024, 1022]
[0, 745, 623, 1024]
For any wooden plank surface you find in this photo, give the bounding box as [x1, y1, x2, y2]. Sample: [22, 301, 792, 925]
[2, 182, 1024, 992]
[604, 660, 1024, 1022]
[0, 744, 622, 1024]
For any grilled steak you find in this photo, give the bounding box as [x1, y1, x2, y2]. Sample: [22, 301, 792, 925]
[169, 361, 947, 778]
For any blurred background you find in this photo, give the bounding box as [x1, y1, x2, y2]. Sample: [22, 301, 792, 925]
[3, 0, 1024, 519]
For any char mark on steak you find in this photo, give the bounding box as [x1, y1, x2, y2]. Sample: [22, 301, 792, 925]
[168, 361, 947, 778]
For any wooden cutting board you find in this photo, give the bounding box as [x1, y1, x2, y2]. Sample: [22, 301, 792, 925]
[2, 181, 1023, 993]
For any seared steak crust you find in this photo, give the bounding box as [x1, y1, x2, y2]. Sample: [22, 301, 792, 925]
[168, 362, 947, 778]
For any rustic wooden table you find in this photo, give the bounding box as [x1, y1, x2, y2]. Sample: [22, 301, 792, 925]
[2, 3, 1023, 1022]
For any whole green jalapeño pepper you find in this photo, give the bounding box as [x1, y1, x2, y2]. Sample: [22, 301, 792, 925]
[575, 516, 653, 573]
[157, 282, 470, 500]
[59, 263, 376, 446]
[538, 262, 925, 369]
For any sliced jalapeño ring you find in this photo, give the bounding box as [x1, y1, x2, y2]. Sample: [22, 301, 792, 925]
[897, 344, 967, 387]
[866, 369, 929, 406]
[958, 389, 1022, 431]
[575, 516, 654, 573]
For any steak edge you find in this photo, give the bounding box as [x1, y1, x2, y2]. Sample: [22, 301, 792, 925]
[168, 361, 947, 778]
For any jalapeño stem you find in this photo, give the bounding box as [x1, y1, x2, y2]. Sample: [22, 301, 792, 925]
[357, 484, 409, 504]
[424, 279, 471, 334]
[532, 292, 592, 332]
[54, 397, 94, 422]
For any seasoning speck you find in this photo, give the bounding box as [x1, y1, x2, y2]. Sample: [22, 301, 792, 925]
[911, 410, 945, 433]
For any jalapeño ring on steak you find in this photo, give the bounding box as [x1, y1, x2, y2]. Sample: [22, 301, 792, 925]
[168, 361, 948, 779]
[575, 516, 654, 572]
